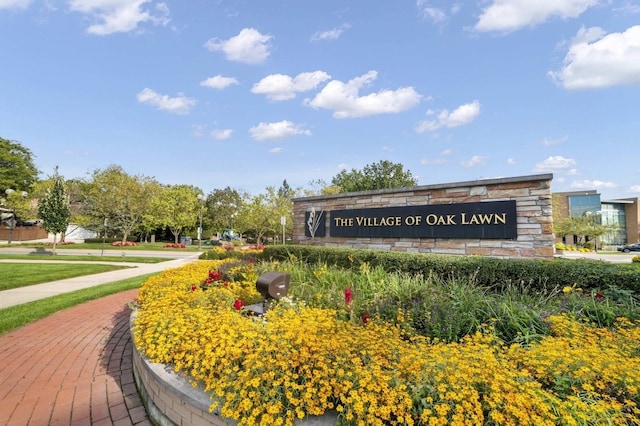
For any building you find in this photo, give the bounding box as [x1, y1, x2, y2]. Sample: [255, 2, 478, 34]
[553, 191, 640, 249]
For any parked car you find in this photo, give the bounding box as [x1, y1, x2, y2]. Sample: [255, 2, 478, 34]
[617, 243, 640, 253]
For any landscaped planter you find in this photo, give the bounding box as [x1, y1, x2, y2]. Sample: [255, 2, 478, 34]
[130, 312, 338, 425]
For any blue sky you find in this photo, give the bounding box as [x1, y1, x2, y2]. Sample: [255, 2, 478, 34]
[1, 1, 639, 200]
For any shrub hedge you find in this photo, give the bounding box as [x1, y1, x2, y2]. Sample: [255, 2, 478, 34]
[260, 245, 640, 294]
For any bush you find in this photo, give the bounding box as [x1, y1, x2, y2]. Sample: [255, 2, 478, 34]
[260, 245, 640, 294]
[163, 243, 186, 249]
[633, 255, 640, 263]
[111, 241, 137, 247]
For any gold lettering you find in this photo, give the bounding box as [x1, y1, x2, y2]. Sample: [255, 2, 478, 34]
[461, 213, 508, 225]
[333, 217, 354, 227]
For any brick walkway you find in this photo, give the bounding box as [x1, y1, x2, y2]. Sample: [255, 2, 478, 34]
[0, 289, 151, 426]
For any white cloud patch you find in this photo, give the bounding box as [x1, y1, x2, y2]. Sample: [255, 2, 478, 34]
[269, 147, 283, 153]
[136, 88, 195, 114]
[200, 75, 238, 90]
[416, 1, 461, 23]
[252, 71, 331, 101]
[415, 100, 481, 132]
[68, 0, 170, 35]
[461, 155, 487, 168]
[211, 129, 232, 140]
[629, 185, 640, 193]
[549, 26, 640, 90]
[310, 23, 350, 41]
[305, 71, 422, 118]
[507, 158, 516, 164]
[0, 0, 31, 9]
[541, 135, 569, 146]
[474, 0, 598, 33]
[533, 155, 576, 172]
[249, 120, 312, 141]
[570, 179, 618, 189]
[204, 28, 272, 65]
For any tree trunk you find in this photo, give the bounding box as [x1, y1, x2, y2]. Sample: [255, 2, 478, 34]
[52, 233, 58, 256]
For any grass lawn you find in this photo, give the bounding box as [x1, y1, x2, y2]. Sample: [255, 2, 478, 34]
[0, 241, 207, 252]
[0, 274, 150, 335]
[0, 262, 132, 291]
[0, 253, 170, 263]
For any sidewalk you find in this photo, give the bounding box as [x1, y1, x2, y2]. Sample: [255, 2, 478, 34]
[0, 252, 202, 425]
[0, 254, 201, 309]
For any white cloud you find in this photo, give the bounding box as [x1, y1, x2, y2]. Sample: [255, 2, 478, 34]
[533, 155, 576, 172]
[420, 157, 448, 165]
[68, 0, 170, 35]
[0, 0, 30, 9]
[549, 26, 640, 89]
[136, 88, 196, 114]
[252, 71, 331, 101]
[629, 185, 640, 193]
[474, 0, 598, 33]
[416, 1, 461, 23]
[507, 158, 516, 164]
[415, 100, 481, 132]
[269, 147, 283, 153]
[204, 28, 272, 65]
[305, 71, 422, 118]
[570, 179, 618, 189]
[200, 75, 238, 90]
[461, 155, 487, 168]
[541, 135, 569, 146]
[310, 23, 350, 42]
[211, 129, 232, 140]
[249, 120, 311, 141]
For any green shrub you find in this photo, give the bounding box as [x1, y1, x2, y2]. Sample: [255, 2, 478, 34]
[261, 245, 640, 294]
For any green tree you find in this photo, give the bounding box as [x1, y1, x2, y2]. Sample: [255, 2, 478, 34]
[82, 165, 154, 243]
[304, 178, 341, 196]
[0, 137, 39, 192]
[331, 160, 417, 193]
[236, 193, 271, 244]
[154, 184, 201, 244]
[205, 187, 244, 235]
[37, 167, 71, 254]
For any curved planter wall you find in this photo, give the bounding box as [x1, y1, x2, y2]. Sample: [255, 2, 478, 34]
[131, 313, 338, 426]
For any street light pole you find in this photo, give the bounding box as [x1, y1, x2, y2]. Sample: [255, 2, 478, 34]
[197, 194, 205, 250]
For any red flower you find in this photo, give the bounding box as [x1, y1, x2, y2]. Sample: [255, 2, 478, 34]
[191, 284, 197, 292]
[361, 313, 370, 324]
[344, 287, 353, 305]
[233, 299, 244, 310]
[595, 291, 605, 300]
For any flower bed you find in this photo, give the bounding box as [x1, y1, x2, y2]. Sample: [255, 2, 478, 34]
[132, 260, 640, 425]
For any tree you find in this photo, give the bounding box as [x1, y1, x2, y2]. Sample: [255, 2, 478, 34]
[82, 165, 154, 243]
[154, 184, 200, 244]
[304, 178, 342, 196]
[204, 187, 244, 235]
[37, 167, 71, 254]
[236, 194, 272, 244]
[331, 160, 417, 193]
[0, 137, 39, 192]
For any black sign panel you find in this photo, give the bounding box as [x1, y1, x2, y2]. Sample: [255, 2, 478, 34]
[329, 200, 517, 239]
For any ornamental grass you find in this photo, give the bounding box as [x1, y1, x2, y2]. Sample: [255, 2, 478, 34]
[133, 259, 640, 425]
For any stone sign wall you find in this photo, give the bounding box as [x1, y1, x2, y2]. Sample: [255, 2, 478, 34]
[292, 174, 554, 259]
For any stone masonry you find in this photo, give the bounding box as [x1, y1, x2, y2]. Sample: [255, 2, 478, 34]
[292, 174, 554, 260]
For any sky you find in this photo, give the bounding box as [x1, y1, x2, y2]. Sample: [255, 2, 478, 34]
[1, 0, 640, 200]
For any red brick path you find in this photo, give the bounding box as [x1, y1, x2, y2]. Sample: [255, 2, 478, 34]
[0, 290, 151, 426]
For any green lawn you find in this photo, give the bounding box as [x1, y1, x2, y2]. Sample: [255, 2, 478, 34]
[0, 241, 207, 252]
[0, 274, 150, 335]
[0, 253, 170, 263]
[0, 262, 131, 291]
